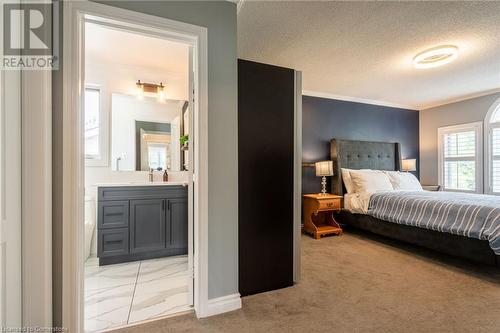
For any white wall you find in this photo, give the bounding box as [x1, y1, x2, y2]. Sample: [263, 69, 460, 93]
[419, 92, 500, 185]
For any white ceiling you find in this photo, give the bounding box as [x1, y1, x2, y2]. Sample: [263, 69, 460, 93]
[85, 22, 189, 74]
[238, 1, 500, 110]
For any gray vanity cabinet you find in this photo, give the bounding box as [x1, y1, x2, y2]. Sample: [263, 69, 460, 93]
[167, 198, 188, 250]
[97, 185, 188, 265]
[130, 199, 166, 254]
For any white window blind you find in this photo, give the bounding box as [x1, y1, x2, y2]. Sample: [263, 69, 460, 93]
[438, 122, 482, 193]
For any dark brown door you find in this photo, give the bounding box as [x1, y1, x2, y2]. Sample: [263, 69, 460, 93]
[238, 59, 295, 296]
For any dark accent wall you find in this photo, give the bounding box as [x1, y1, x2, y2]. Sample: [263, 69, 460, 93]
[302, 96, 419, 194]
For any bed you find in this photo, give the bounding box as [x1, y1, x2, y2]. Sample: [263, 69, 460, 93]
[330, 139, 500, 266]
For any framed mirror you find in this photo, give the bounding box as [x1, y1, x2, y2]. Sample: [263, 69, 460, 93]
[111, 93, 187, 172]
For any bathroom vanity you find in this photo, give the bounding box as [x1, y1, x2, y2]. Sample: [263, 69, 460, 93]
[97, 183, 188, 265]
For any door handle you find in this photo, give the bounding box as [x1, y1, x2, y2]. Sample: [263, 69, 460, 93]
[162, 200, 165, 211]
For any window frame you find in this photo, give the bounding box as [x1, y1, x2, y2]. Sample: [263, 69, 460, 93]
[84, 84, 108, 166]
[438, 121, 483, 193]
[484, 97, 500, 195]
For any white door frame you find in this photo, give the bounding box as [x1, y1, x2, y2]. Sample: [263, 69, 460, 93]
[0, 30, 22, 329]
[1, 0, 53, 327]
[62, 2, 209, 331]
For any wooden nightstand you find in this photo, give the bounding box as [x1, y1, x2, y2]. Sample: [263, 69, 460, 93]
[303, 194, 343, 239]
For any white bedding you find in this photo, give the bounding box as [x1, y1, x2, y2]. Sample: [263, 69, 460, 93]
[342, 169, 424, 214]
[343, 192, 374, 214]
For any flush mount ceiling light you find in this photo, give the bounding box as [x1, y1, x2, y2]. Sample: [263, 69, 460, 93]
[412, 45, 459, 69]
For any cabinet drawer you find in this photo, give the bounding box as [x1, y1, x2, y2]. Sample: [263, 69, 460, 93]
[99, 201, 129, 229]
[317, 200, 340, 211]
[99, 228, 129, 257]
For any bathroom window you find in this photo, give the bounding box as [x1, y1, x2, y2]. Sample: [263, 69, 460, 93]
[148, 143, 168, 170]
[84, 87, 101, 160]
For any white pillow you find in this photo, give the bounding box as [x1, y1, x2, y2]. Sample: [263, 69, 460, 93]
[384, 171, 423, 191]
[349, 169, 394, 193]
[341, 168, 370, 193]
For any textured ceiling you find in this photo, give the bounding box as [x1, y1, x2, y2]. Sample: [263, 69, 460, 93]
[238, 1, 500, 109]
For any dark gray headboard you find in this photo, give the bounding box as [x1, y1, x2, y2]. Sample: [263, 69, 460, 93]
[330, 139, 402, 196]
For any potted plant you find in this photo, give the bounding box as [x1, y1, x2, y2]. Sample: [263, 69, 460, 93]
[180, 135, 189, 150]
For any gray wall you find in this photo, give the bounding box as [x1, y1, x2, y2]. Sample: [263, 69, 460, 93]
[53, 1, 238, 324]
[420, 92, 500, 185]
[302, 96, 419, 194]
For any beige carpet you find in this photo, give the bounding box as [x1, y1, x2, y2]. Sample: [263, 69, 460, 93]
[110, 231, 500, 333]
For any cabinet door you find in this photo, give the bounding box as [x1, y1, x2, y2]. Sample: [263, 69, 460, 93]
[166, 198, 188, 249]
[130, 199, 166, 253]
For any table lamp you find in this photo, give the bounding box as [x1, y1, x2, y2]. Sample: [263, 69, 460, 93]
[401, 159, 417, 172]
[315, 160, 333, 195]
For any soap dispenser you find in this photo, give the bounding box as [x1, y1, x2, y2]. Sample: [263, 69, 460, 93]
[163, 169, 168, 182]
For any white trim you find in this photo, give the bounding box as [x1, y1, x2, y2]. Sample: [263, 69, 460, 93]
[421, 88, 500, 110]
[437, 121, 483, 193]
[293, 71, 302, 283]
[302, 90, 415, 110]
[304, 87, 500, 111]
[84, 84, 108, 167]
[21, 69, 53, 327]
[483, 97, 500, 195]
[0, 9, 22, 324]
[236, 0, 245, 14]
[203, 293, 241, 318]
[62, 2, 210, 331]
[20, 0, 53, 325]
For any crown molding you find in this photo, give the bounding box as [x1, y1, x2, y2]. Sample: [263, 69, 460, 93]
[420, 87, 500, 110]
[226, 0, 244, 14]
[302, 90, 416, 110]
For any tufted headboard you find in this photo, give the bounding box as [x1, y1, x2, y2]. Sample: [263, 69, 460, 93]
[330, 139, 402, 196]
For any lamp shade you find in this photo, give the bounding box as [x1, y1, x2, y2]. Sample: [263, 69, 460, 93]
[315, 161, 334, 177]
[401, 159, 417, 172]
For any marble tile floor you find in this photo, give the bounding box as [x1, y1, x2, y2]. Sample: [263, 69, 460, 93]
[84, 255, 191, 333]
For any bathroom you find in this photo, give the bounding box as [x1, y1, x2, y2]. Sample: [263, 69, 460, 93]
[83, 22, 193, 332]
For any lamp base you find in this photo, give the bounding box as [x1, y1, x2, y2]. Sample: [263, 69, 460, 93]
[320, 176, 327, 195]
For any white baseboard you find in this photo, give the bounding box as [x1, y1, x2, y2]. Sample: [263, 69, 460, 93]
[198, 293, 241, 318]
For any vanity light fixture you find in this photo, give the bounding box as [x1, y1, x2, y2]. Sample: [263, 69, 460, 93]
[135, 80, 166, 101]
[412, 45, 459, 69]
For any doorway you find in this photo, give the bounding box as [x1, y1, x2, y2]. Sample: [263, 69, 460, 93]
[83, 20, 194, 332]
[62, 2, 209, 332]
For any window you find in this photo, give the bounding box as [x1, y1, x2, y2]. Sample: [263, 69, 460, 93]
[438, 122, 483, 193]
[147, 143, 168, 170]
[485, 99, 500, 194]
[84, 88, 101, 159]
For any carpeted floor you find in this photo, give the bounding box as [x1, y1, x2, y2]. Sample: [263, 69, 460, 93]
[109, 231, 500, 333]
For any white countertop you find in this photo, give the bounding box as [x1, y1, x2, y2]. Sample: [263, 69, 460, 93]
[95, 181, 188, 187]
